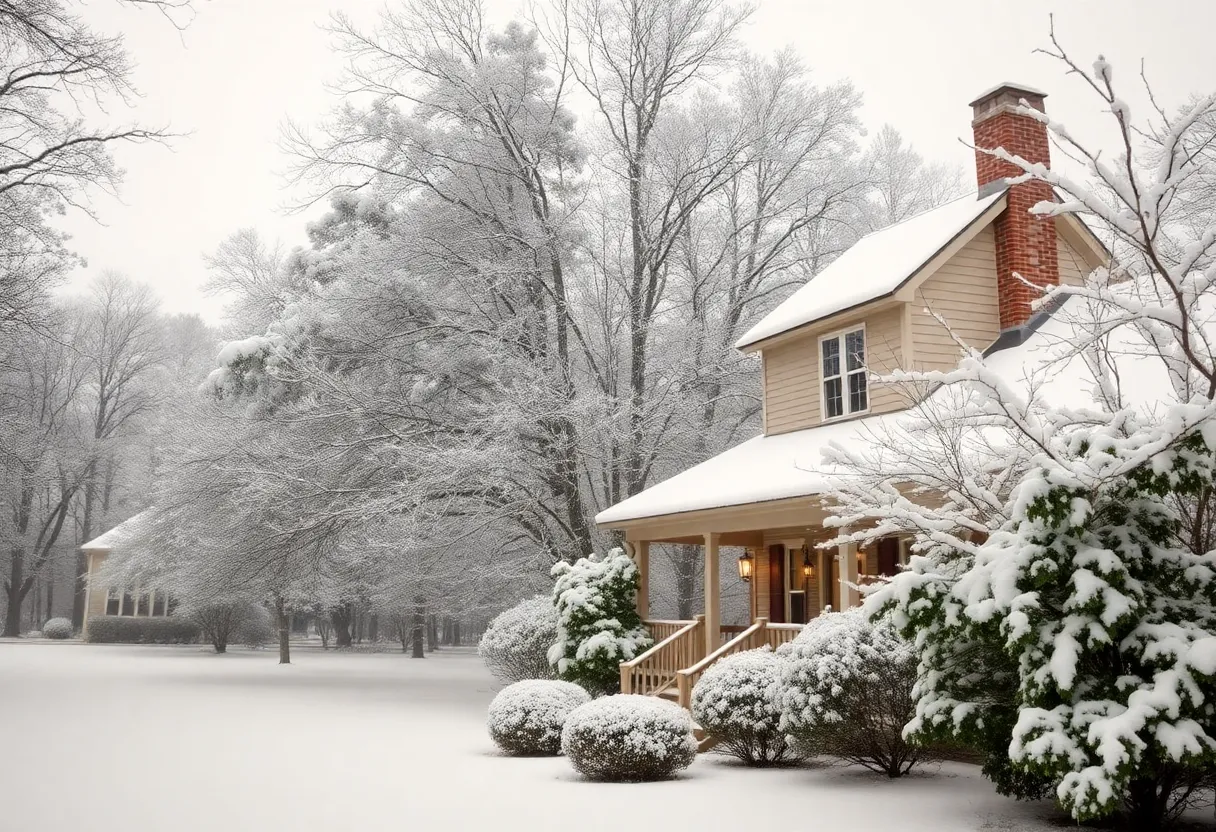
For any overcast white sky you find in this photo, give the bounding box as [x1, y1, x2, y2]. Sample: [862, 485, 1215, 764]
[61, 0, 1216, 324]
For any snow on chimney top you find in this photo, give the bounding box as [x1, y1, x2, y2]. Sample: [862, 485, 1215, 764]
[970, 83, 1058, 330]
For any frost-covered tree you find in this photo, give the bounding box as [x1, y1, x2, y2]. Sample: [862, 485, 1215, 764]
[548, 549, 651, 695]
[824, 36, 1216, 828]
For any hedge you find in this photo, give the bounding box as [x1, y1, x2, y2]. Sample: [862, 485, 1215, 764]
[85, 616, 201, 644]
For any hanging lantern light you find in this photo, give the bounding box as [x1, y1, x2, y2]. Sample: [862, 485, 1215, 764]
[736, 550, 754, 582]
[801, 544, 815, 580]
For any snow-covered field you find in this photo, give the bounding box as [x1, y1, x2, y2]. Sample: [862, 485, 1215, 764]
[0, 643, 1064, 831]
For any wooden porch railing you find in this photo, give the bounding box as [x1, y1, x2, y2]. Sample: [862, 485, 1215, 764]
[763, 623, 803, 650]
[619, 616, 705, 696]
[676, 617, 805, 708]
[645, 619, 696, 643]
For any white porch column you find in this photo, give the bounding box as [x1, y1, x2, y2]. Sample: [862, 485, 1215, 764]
[631, 541, 650, 620]
[838, 538, 860, 610]
[704, 533, 721, 654]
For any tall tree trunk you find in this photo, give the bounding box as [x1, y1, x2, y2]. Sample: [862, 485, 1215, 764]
[275, 596, 290, 665]
[368, 614, 378, 643]
[71, 464, 98, 629]
[331, 603, 353, 648]
[410, 598, 425, 659]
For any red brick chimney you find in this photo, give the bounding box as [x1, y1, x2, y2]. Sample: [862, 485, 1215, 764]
[970, 83, 1058, 330]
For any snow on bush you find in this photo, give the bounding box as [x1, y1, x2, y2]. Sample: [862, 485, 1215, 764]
[479, 596, 559, 684]
[690, 647, 793, 766]
[777, 609, 920, 777]
[561, 695, 697, 781]
[41, 618, 72, 640]
[548, 548, 652, 695]
[486, 680, 590, 756]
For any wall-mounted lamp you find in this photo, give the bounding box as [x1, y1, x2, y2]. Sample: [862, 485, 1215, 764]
[737, 550, 754, 582]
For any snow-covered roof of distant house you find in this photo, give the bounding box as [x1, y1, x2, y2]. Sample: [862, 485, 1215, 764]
[598, 295, 1177, 526]
[735, 188, 1008, 350]
[81, 512, 149, 551]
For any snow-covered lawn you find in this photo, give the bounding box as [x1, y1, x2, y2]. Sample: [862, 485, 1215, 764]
[0, 643, 1064, 831]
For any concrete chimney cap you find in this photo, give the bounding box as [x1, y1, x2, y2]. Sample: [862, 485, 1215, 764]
[969, 82, 1048, 108]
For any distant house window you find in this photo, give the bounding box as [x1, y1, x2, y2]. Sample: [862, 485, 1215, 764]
[820, 327, 867, 419]
[106, 588, 120, 616]
[152, 593, 166, 617]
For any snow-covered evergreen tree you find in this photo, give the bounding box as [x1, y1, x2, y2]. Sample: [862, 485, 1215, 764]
[548, 549, 652, 695]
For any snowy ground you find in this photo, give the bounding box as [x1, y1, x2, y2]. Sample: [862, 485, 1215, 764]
[0, 643, 1071, 832]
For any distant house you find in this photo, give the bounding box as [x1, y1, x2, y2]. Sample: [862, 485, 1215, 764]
[597, 84, 1110, 703]
[80, 512, 175, 637]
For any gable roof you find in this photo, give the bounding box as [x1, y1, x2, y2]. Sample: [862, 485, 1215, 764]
[735, 188, 1008, 350]
[80, 512, 149, 551]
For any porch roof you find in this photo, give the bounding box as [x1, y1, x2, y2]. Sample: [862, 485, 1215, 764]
[597, 294, 1179, 528]
[595, 417, 876, 526]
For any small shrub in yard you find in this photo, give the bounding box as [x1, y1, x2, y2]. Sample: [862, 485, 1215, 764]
[487, 680, 590, 756]
[549, 549, 652, 696]
[41, 618, 73, 640]
[777, 608, 920, 777]
[85, 616, 200, 645]
[691, 647, 793, 766]
[237, 605, 275, 649]
[562, 695, 697, 781]
[479, 596, 559, 684]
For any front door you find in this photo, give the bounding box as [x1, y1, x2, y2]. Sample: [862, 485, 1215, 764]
[767, 544, 785, 623]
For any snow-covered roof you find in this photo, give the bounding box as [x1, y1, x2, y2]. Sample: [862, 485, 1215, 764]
[81, 512, 149, 551]
[735, 188, 1007, 350]
[598, 296, 1175, 526]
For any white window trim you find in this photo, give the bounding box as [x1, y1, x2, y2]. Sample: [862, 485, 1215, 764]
[818, 323, 870, 422]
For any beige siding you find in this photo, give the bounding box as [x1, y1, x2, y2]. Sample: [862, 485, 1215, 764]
[1058, 232, 1092, 286]
[911, 226, 1001, 372]
[762, 306, 905, 435]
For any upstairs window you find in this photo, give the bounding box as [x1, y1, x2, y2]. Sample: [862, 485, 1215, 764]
[820, 327, 867, 420]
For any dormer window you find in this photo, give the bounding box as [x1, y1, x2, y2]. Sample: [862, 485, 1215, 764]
[820, 326, 867, 420]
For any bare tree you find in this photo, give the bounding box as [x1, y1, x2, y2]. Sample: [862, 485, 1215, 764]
[70, 275, 163, 628]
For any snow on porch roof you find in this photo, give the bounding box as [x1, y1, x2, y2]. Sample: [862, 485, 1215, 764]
[735, 187, 1008, 350]
[81, 511, 149, 551]
[598, 296, 1178, 527]
[594, 413, 881, 526]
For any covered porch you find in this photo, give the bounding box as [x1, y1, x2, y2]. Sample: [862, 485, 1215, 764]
[607, 495, 908, 708]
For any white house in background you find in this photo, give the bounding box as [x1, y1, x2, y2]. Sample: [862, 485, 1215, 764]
[80, 512, 175, 637]
[595, 83, 1109, 709]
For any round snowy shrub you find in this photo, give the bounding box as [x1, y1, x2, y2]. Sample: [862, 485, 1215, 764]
[41, 618, 72, 640]
[479, 596, 559, 684]
[548, 549, 652, 695]
[562, 695, 697, 781]
[487, 680, 591, 756]
[777, 609, 920, 777]
[691, 647, 793, 766]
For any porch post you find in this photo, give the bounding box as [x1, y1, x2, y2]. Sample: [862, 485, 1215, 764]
[704, 533, 721, 654]
[632, 541, 650, 620]
[838, 537, 860, 610]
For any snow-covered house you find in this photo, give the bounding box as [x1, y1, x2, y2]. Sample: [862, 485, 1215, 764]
[597, 84, 1109, 703]
[80, 513, 174, 637]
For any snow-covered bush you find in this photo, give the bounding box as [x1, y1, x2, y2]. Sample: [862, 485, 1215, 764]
[691, 647, 792, 766]
[41, 618, 72, 640]
[777, 609, 919, 777]
[479, 596, 559, 684]
[187, 600, 269, 653]
[85, 616, 200, 644]
[548, 549, 652, 695]
[487, 679, 590, 756]
[561, 695, 697, 781]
